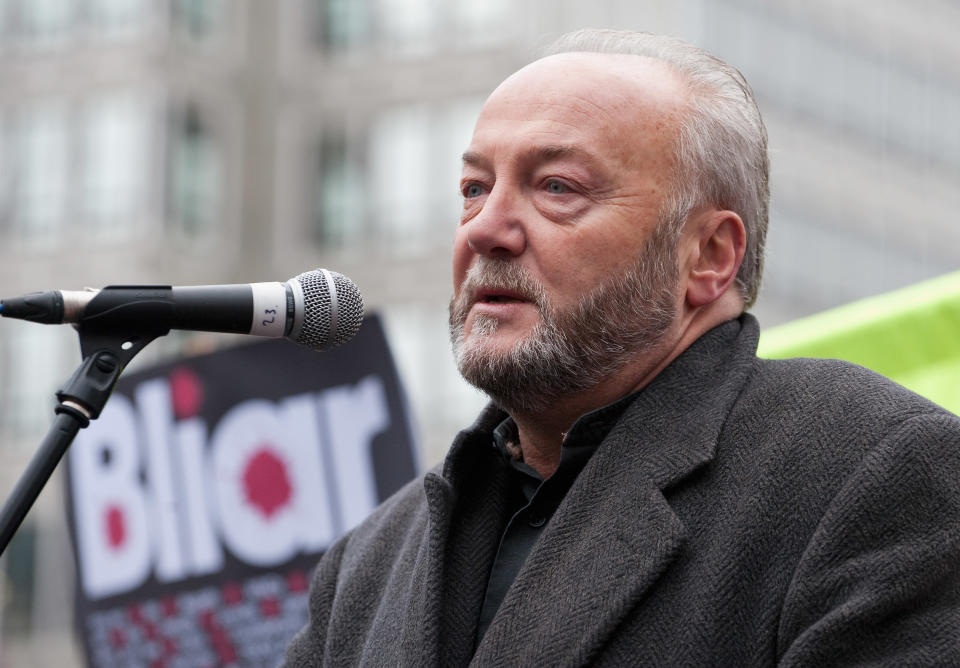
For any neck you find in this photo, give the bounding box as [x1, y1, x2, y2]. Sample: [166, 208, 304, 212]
[509, 297, 743, 479]
[508, 349, 668, 478]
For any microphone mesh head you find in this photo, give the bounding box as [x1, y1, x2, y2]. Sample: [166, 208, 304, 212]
[292, 269, 364, 351]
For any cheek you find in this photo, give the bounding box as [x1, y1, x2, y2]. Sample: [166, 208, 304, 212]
[546, 229, 611, 279]
[451, 228, 472, 294]
[544, 228, 640, 297]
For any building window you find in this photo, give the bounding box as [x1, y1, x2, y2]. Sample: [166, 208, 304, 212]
[15, 0, 75, 49]
[316, 0, 370, 54]
[86, 0, 155, 40]
[377, 0, 436, 57]
[368, 105, 433, 254]
[367, 99, 480, 254]
[9, 92, 154, 249]
[314, 0, 510, 56]
[705, 2, 960, 170]
[452, 0, 512, 48]
[167, 106, 221, 239]
[0, 323, 75, 439]
[4, 0, 160, 47]
[310, 98, 480, 255]
[314, 129, 367, 248]
[171, 0, 224, 41]
[81, 93, 151, 242]
[13, 100, 70, 248]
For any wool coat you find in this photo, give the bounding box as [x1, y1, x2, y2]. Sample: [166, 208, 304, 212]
[283, 315, 960, 666]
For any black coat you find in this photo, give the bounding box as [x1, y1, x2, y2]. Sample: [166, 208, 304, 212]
[284, 315, 960, 666]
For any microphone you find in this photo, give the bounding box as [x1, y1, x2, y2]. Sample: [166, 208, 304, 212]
[0, 269, 363, 352]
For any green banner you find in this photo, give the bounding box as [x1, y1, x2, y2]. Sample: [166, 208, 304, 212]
[757, 271, 960, 416]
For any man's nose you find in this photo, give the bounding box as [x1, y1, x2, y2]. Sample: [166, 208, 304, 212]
[465, 185, 527, 257]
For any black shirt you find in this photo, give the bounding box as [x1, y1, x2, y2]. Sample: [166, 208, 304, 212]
[474, 390, 644, 647]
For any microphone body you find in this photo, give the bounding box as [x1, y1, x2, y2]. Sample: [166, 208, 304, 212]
[0, 269, 363, 352]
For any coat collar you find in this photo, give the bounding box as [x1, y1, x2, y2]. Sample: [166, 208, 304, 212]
[611, 314, 760, 490]
[474, 315, 760, 665]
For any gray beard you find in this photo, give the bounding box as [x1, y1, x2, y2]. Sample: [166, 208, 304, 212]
[448, 227, 678, 414]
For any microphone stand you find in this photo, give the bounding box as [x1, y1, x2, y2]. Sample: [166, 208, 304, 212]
[0, 324, 167, 556]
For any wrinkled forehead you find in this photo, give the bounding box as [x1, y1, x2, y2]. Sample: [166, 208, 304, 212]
[471, 52, 689, 170]
[481, 52, 688, 124]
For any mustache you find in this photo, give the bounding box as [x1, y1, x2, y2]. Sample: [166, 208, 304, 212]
[450, 259, 548, 322]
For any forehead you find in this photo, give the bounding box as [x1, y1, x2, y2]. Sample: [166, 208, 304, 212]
[467, 53, 688, 170]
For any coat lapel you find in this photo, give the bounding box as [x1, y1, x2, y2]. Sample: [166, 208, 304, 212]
[386, 468, 450, 665]
[472, 316, 760, 666]
[396, 404, 511, 666]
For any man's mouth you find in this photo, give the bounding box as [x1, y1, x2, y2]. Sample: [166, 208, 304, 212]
[475, 289, 529, 305]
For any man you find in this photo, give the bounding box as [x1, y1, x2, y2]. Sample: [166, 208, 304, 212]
[285, 29, 960, 666]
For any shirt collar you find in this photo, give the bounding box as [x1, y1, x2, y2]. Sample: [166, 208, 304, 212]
[491, 386, 645, 465]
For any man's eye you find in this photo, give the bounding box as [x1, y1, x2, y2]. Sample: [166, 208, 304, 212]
[545, 180, 569, 194]
[463, 183, 484, 198]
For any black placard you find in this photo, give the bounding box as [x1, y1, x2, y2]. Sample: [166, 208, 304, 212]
[64, 314, 418, 667]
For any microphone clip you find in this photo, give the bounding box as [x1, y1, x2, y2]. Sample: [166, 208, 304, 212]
[59, 323, 164, 422]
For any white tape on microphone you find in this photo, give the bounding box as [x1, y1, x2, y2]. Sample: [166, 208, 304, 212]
[249, 282, 288, 337]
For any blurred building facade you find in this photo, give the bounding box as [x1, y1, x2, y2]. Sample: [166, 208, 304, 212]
[0, 0, 957, 663]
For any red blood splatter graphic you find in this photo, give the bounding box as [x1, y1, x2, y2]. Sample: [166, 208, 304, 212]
[221, 582, 244, 606]
[217, 645, 238, 665]
[210, 627, 230, 647]
[126, 604, 144, 625]
[210, 628, 237, 664]
[169, 367, 204, 419]
[259, 597, 281, 618]
[198, 609, 216, 631]
[200, 610, 238, 663]
[242, 447, 292, 518]
[287, 569, 309, 593]
[142, 621, 159, 641]
[105, 504, 126, 549]
[160, 596, 178, 618]
[161, 636, 178, 657]
[200, 612, 229, 642]
[108, 627, 126, 649]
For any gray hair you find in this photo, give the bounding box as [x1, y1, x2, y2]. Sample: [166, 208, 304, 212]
[543, 29, 770, 308]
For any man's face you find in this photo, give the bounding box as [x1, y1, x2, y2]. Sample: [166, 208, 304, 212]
[449, 53, 689, 411]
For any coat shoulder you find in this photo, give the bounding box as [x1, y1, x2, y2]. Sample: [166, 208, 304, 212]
[743, 355, 956, 435]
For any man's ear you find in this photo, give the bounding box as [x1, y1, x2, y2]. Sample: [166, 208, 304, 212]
[684, 210, 746, 308]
